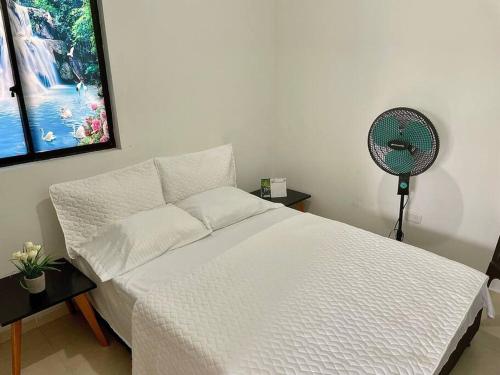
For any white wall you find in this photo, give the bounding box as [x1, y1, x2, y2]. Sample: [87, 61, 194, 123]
[274, 0, 500, 271]
[0, 0, 276, 277]
[1, 0, 499, 279]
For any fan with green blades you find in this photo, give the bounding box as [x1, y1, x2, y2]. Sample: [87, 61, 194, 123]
[368, 107, 439, 241]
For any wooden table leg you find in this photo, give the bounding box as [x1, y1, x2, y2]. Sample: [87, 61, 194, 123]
[295, 201, 305, 212]
[11, 320, 21, 375]
[73, 293, 109, 347]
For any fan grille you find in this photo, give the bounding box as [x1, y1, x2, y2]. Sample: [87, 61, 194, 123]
[368, 108, 439, 176]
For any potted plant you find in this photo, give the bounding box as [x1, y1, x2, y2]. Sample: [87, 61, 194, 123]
[10, 242, 62, 294]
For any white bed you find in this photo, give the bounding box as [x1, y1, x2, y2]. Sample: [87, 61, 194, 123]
[49, 147, 494, 375]
[78, 206, 301, 346]
[72, 206, 494, 375]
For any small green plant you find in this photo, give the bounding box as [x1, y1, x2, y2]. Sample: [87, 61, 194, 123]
[10, 242, 62, 279]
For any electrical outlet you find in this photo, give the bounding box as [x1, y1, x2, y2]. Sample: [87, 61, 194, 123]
[407, 211, 422, 224]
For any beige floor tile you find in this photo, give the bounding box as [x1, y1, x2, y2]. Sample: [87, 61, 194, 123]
[0, 338, 10, 362]
[0, 353, 11, 375]
[0, 336, 12, 374]
[63, 347, 131, 375]
[61, 334, 131, 374]
[40, 315, 104, 359]
[20, 352, 68, 375]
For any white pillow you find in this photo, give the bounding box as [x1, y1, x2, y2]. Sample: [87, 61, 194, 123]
[71, 205, 211, 282]
[155, 144, 236, 203]
[49, 160, 165, 258]
[175, 186, 282, 231]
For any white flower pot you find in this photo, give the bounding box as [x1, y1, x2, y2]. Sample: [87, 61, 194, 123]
[22, 272, 46, 294]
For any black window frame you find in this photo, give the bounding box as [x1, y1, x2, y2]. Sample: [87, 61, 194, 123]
[0, 0, 115, 168]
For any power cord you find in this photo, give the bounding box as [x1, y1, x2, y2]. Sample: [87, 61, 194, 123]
[388, 195, 410, 240]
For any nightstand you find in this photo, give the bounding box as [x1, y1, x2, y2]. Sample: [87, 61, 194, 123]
[250, 188, 311, 212]
[0, 258, 108, 375]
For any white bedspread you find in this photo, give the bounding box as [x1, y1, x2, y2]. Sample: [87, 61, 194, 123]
[132, 213, 494, 375]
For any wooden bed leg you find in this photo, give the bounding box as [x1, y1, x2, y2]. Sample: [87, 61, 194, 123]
[73, 293, 109, 347]
[11, 320, 21, 375]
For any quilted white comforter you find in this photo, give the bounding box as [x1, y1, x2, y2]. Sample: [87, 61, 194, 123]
[132, 213, 493, 375]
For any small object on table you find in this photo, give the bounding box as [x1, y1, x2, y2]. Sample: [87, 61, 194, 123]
[0, 258, 109, 375]
[251, 188, 311, 212]
[260, 178, 271, 198]
[10, 241, 63, 294]
[270, 178, 287, 198]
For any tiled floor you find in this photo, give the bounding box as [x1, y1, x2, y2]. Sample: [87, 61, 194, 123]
[0, 292, 499, 374]
[0, 314, 131, 375]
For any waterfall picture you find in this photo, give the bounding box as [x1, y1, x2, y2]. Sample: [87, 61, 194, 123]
[0, 0, 111, 159]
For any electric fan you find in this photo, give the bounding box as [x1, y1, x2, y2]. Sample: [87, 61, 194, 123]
[368, 107, 439, 241]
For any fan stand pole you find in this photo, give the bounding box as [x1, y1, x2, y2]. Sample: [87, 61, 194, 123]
[396, 194, 405, 241]
[396, 174, 410, 242]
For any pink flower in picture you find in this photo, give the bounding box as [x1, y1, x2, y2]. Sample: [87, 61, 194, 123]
[90, 103, 99, 111]
[100, 135, 110, 143]
[92, 119, 102, 133]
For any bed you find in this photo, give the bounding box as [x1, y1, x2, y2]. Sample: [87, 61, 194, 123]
[48, 145, 494, 375]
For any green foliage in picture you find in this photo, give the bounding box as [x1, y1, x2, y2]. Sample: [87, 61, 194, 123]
[18, 0, 100, 83]
[71, 0, 97, 56]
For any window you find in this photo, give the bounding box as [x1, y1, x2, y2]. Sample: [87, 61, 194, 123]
[0, 0, 114, 168]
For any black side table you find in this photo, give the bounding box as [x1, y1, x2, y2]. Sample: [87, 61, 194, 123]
[0, 258, 109, 375]
[251, 188, 311, 212]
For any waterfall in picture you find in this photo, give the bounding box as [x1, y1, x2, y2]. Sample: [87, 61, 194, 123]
[0, 0, 60, 99]
[0, 4, 27, 158]
[0, 7, 15, 99]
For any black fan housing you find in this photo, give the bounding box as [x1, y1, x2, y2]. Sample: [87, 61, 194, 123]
[368, 107, 439, 177]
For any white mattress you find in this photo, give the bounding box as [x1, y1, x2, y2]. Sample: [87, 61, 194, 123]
[82, 206, 301, 345]
[132, 213, 493, 375]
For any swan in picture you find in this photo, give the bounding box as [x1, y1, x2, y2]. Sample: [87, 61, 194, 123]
[40, 128, 56, 142]
[72, 124, 86, 139]
[67, 47, 74, 58]
[59, 107, 72, 119]
[76, 81, 87, 96]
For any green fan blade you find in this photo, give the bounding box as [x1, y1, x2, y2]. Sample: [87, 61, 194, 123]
[385, 150, 415, 174]
[403, 121, 433, 152]
[372, 116, 400, 147]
